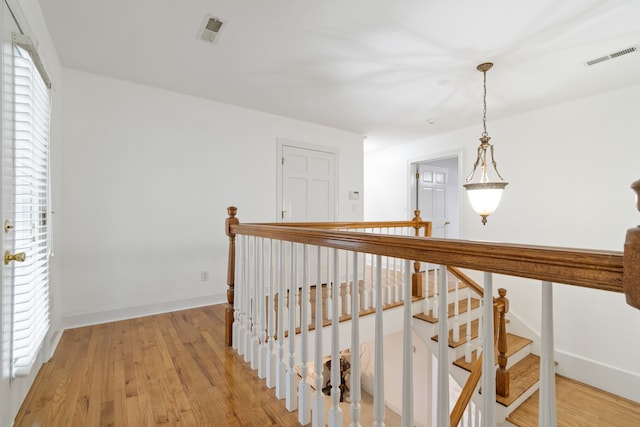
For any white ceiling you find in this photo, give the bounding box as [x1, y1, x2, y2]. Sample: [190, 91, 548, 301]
[39, 0, 640, 148]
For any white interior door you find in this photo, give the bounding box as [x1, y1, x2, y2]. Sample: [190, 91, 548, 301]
[418, 164, 449, 238]
[281, 144, 336, 222]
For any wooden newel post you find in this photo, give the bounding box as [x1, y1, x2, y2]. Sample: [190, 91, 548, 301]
[412, 209, 424, 298]
[495, 288, 510, 397]
[225, 206, 239, 346]
[624, 180, 640, 310]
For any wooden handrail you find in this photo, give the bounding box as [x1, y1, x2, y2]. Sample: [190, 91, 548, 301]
[448, 266, 485, 297]
[231, 223, 624, 293]
[252, 219, 432, 232]
[450, 354, 483, 426]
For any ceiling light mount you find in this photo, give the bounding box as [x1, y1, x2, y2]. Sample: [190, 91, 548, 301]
[463, 62, 508, 225]
[199, 14, 226, 44]
[476, 62, 493, 73]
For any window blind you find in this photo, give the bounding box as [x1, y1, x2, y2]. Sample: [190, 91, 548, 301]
[11, 40, 51, 377]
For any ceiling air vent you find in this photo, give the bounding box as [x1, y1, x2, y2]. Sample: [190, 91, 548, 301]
[585, 45, 638, 67]
[199, 15, 226, 44]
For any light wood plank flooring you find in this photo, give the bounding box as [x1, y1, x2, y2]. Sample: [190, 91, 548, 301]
[507, 375, 640, 427]
[15, 302, 640, 426]
[15, 304, 303, 426]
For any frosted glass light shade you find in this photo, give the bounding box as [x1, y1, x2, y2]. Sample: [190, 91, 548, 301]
[463, 182, 508, 224]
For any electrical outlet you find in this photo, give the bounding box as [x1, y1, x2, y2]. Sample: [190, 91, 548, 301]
[200, 270, 209, 282]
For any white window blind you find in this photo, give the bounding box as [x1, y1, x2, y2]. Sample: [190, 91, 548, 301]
[11, 38, 51, 377]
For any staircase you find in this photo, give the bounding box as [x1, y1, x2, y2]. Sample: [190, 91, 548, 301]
[411, 271, 548, 424]
[410, 269, 640, 426]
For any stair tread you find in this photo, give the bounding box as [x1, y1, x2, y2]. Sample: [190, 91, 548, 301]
[507, 375, 640, 427]
[453, 333, 533, 371]
[430, 319, 479, 348]
[413, 297, 480, 323]
[495, 354, 541, 407]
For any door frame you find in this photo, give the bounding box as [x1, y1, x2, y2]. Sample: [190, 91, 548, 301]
[276, 138, 339, 222]
[408, 149, 464, 239]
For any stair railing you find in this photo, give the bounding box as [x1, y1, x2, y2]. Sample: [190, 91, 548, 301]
[224, 180, 640, 426]
[449, 266, 511, 393]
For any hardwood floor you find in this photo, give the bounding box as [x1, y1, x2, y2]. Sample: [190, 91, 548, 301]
[507, 375, 640, 427]
[15, 304, 302, 426]
[15, 302, 640, 426]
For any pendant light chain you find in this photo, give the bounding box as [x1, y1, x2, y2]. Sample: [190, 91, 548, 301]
[482, 69, 488, 137]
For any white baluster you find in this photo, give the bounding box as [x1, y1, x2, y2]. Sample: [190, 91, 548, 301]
[233, 235, 242, 351]
[326, 273, 333, 321]
[298, 245, 311, 425]
[251, 237, 260, 371]
[281, 241, 290, 336]
[453, 277, 460, 343]
[385, 256, 392, 305]
[473, 406, 480, 426]
[432, 265, 439, 320]
[402, 259, 414, 427]
[236, 235, 245, 355]
[345, 251, 352, 316]
[241, 235, 250, 357]
[373, 255, 385, 427]
[276, 241, 287, 400]
[259, 238, 267, 379]
[464, 291, 472, 363]
[336, 274, 343, 320]
[296, 280, 301, 330]
[349, 252, 362, 427]
[239, 236, 247, 357]
[371, 255, 378, 310]
[481, 272, 496, 427]
[423, 262, 431, 315]
[393, 254, 404, 302]
[363, 254, 372, 310]
[328, 248, 343, 427]
[266, 239, 276, 389]
[244, 237, 253, 364]
[312, 247, 326, 427]
[286, 242, 298, 411]
[540, 281, 557, 426]
[436, 265, 449, 427]
[305, 258, 312, 328]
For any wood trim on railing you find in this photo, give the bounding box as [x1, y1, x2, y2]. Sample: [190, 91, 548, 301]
[256, 220, 433, 231]
[231, 223, 624, 293]
[448, 266, 485, 297]
[224, 206, 239, 347]
[496, 288, 510, 398]
[411, 210, 429, 298]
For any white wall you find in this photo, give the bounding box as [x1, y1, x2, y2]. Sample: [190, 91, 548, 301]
[60, 69, 364, 326]
[360, 330, 433, 426]
[0, 0, 64, 425]
[364, 84, 640, 401]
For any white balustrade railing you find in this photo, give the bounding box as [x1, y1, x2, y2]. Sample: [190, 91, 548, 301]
[229, 226, 573, 427]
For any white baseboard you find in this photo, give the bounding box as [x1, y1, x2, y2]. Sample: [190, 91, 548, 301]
[62, 294, 227, 329]
[555, 350, 640, 403]
[507, 310, 640, 403]
[46, 314, 64, 360]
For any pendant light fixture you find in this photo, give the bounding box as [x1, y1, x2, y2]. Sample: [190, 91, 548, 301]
[463, 62, 508, 225]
